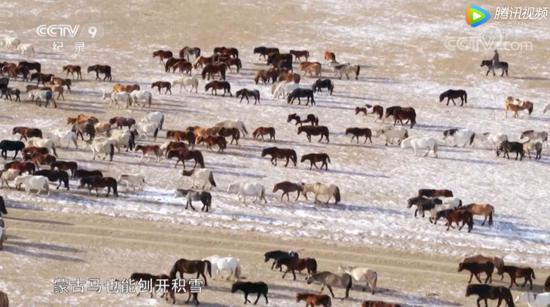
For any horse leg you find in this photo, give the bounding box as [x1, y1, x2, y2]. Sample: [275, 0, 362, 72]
[244, 293, 250, 304]
[254, 292, 261, 305]
[327, 286, 336, 298]
[481, 216, 487, 226]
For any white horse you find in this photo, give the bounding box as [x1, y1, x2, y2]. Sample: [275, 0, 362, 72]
[543, 104, 550, 114]
[273, 81, 301, 99]
[442, 129, 476, 147]
[87, 138, 115, 161]
[214, 120, 248, 136]
[172, 76, 199, 93]
[132, 122, 159, 140]
[374, 126, 409, 146]
[227, 182, 267, 204]
[401, 137, 439, 158]
[338, 265, 378, 294]
[203, 255, 242, 281]
[1, 169, 20, 187]
[474, 132, 508, 150]
[109, 129, 134, 152]
[117, 174, 145, 191]
[515, 292, 550, 307]
[303, 183, 341, 204]
[17, 43, 34, 56]
[2, 36, 20, 49]
[142, 111, 165, 130]
[102, 89, 131, 108]
[182, 169, 216, 190]
[130, 90, 153, 107]
[27, 137, 57, 156]
[47, 129, 78, 149]
[333, 63, 360, 80]
[14, 175, 49, 195]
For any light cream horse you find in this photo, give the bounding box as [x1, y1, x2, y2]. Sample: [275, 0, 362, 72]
[338, 265, 378, 294]
[504, 96, 533, 118]
[303, 183, 341, 204]
[464, 203, 494, 226]
[299, 62, 322, 77]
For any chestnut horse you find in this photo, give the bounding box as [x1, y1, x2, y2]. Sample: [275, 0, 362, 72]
[196, 135, 227, 152]
[504, 96, 533, 118]
[290, 50, 310, 62]
[300, 62, 322, 77]
[261, 147, 297, 167]
[446, 209, 474, 232]
[296, 293, 331, 307]
[62, 65, 82, 79]
[12, 127, 42, 140]
[205, 80, 232, 96]
[393, 107, 416, 128]
[276, 256, 318, 280]
[152, 50, 173, 63]
[113, 83, 140, 93]
[253, 127, 276, 141]
[464, 203, 494, 226]
[202, 63, 227, 80]
[167, 149, 205, 169]
[324, 51, 336, 63]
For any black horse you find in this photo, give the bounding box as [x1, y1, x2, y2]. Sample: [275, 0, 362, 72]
[481, 60, 509, 77]
[465, 284, 515, 307]
[231, 282, 269, 305]
[287, 113, 319, 126]
[236, 88, 261, 104]
[264, 250, 299, 270]
[496, 141, 525, 160]
[87, 65, 112, 81]
[74, 169, 103, 179]
[0, 195, 7, 216]
[30, 73, 54, 86]
[312, 79, 334, 95]
[439, 89, 467, 106]
[407, 196, 443, 218]
[34, 169, 70, 190]
[0, 140, 25, 159]
[79, 176, 118, 197]
[287, 88, 315, 105]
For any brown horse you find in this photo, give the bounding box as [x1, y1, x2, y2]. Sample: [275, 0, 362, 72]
[276, 256, 317, 280]
[161, 275, 200, 305]
[290, 50, 310, 62]
[216, 127, 240, 145]
[109, 116, 136, 129]
[62, 65, 82, 80]
[261, 147, 297, 167]
[393, 107, 416, 128]
[51, 77, 72, 92]
[362, 301, 401, 307]
[279, 71, 301, 83]
[202, 63, 227, 80]
[345, 127, 372, 144]
[170, 258, 212, 286]
[192, 56, 213, 69]
[151, 81, 172, 94]
[464, 203, 494, 226]
[79, 175, 118, 197]
[172, 60, 193, 74]
[135, 145, 161, 162]
[12, 126, 42, 140]
[205, 80, 232, 96]
[166, 130, 195, 147]
[297, 125, 330, 143]
[254, 69, 278, 84]
[152, 50, 173, 63]
[4, 160, 35, 174]
[301, 153, 331, 170]
[288, 113, 319, 126]
[196, 135, 227, 152]
[369, 105, 384, 120]
[458, 261, 494, 284]
[504, 96, 533, 118]
[463, 255, 504, 273]
[273, 181, 304, 201]
[253, 46, 279, 60]
[31, 153, 56, 169]
[418, 189, 453, 198]
[162, 141, 188, 156]
[253, 127, 276, 141]
[497, 265, 535, 290]
[224, 58, 242, 72]
[465, 284, 515, 307]
[51, 160, 78, 177]
[22, 146, 49, 159]
[67, 114, 99, 125]
[296, 293, 331, 307]
[446, 209, 474, 232]
[214, 46, 239, 58]
[167, 149, 205, 169]
[324, 51, 336, 62]
[300, 62, 322, 77]
[113, 83, 140, 93]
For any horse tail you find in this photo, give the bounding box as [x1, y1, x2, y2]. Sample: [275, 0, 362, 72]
[488, 208, 494, 226]
[531, 269, 536, 280]
[464, 91, 468, 104]
[469, 133, 476, 146]
[311, 259, 318, 274]
[109, 144, 114, 161]
[112, 179, 118, 197]
[371, 271, 378, 294]
[334, 186, 341, 204]
[160, 115, 165, 130]
[235, 263, 242, 280]
[147, 93, 152, 108]
[204, 260, 212, 277]
[197, 152, 205, 168]
[169, 261, 179, 279]
[201, 69, 207, 79]
[209, 172, 216, 187]
[153, 128, 159, 139]
[355, 65, 360, 80]
[528, 103, 533, 115]
[345, 273, 352, 295]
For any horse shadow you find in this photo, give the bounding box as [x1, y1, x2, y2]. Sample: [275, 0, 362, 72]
[342, 203, 407, 216]
[510, 76, 550, 81]
[2, 242, 86, 263]
[373, 287, 461, 306]
[436, 156, 501, 166]
[336, 94, 386, 102]
[3, 215, 74, 226]
[475, 219, 550, 245]
[413, 124, 457, 132]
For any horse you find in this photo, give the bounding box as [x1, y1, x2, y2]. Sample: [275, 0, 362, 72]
[73, 120, 96, 141]
[253, 46, 279, 60]
[463, 255, 504, 273]
[261, 147, 297, 167]
[418, 189, 453, 198]
[172, 59, 193, 74]
[231, 282, 269, 305]
[166, 130, 196, 146]
[223, 57, 242, 72]
[338, 266, 378, 294]
[0, 140, 25, 159]
[215, 127, 240, 145]
[439, 89, 467, 106]
[160, 276, 200, 305]
[276, 256, 317, 280]
[407, 196, 442, 218]
[515, 292, 550, 307]
[481, 60, 509, 77]
[227, 182, 267, 204]
[30, 72, 53, 85]
[214, 46, 239, 58]
[520, 130, 548, 143]
[117, 174, 145, 192]
[443, 128, 476, 147]
[273, 181, 304, 201]
[19, 61, 41, 73]
[458, 262, 494, 284]
[446, 208, 474, 232]
[287, 88, 316, 105]
[254, 69, 278, 84]
[62, 65, 82, 79]
[4, 160, 35, 174]
[267, 53, 292, 66]
[362, 301, 402, 307]
[176, 189, 212, 212]
[205, 80, 232, 96]
[151, 81, 172, 95]
[87, 65, 112, 81]
[288, 113, 319, 126]
[504, 97, 533, 118]
[465, 284, 515, 307]
[273, 81, 300, 99]
[496, 140, 525, 160]
[129, 90, 153, 108]
[113, 83, 140, 93]
[172, 76, 199, 93]
[345, 127, 372, 144]
[1, 168, 20, 187]
[301, 153, 331, 170]
[264, 250, 299, 270]
[498, 265, 535, 290]
[300, 62, 322, 77]
[86, 138, 115, 161]
[135, 144, 161, 162]
[14, 175, 49, 195]
[253, 127, 276, 141]
[333, 63, 361, 80]
[464, 203, 494, 226]
[401, 137, 438, 157]
[182, 169, 216, 190]
[201, 63, 227, 80]
[324, 51, 336, 63]
[17, 43, 34, 56]
[296, 293, 331, 307]
[109, 117, 135, 129]
[312, 79, 334, 95]
[1, 87, 21, 102]
[12, 127, 42, 141]
[152, 50, 173, 63]
[298, 125, 330, 143]
[79, 176, 118, 197]
[196, 135, 227, 152]
[203, 255, 242, 280]
[523, 140, 543, 160]
[34, 169, 70, 190]
[236, 88, 260, 104]
[306, 271, 352, 299]
[214, 120, 248, 136]
[51, 77, 72, 92]
[303, 183, 341, 204]
[393, 107, 416, 128]
[288, 49, 309, 62]
[168, 149, 204, 170]
[170, 258, 212, 286]
[22, 146, 49, 160]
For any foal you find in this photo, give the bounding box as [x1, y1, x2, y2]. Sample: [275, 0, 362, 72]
[497, 265, 535, 290]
